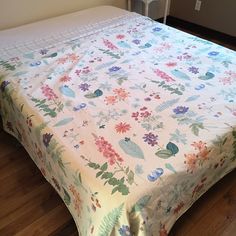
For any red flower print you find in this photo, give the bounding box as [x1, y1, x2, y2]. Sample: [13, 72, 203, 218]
[140, 110, 151, 118]
[69, 185, 82, 216]
[173, 201, 184, 214]
[154, 69, 175, 82]
[131, 112, 139, 121]
[191, 141, 206, 151]
[191, 141, 210, 160]
[103, 39, 118, 50]
[159, 224, 168, 236]
[115, 122, 131, 133]
[60, 75, 71, 82]
[41, 85, 58, 100]
[94, 135, 123, 165]
[219, 77, 233, 85]
[67, 53, 79, 63]
[116, 34, 125, 39]
[75, 69, 81, 76]
[113, 88, 130, 101]
[166, 62, 177, 67]
[184, 153, 197, 173]
[57, 57, 67, 64]
[105, 96, 117, 105]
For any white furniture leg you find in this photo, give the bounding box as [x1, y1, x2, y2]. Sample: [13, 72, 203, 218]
[144, 2, 149, 16]
[163, 0, 169, 24]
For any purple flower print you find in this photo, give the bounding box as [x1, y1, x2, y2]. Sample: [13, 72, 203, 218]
[109, 66, 121, 73]
[143, 132, 158, 146]
[39, 49, 49, 55]
[79, 83, 90, 91]
[173, 106, 189, 115]
[188, 66, 199, 74]
[43, 133, 53, 147]
[0, 81, 10, 92]
[132, 39, 141, 45]
[6, 121, 14, 132]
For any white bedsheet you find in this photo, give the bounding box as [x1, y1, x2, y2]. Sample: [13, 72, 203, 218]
[0, 6, 129, 59]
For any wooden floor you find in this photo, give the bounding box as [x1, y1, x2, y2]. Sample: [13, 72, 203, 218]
[0, 18, 236, 236]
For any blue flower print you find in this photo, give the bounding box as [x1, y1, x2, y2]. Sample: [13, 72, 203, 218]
[208, 51, 219, 56]
[173, 106, 189, 115]
[135, 164, 144, 175]
[147, 168, 164, 182]
[119, 225, 131, 236]
[152, 27, 162, 32]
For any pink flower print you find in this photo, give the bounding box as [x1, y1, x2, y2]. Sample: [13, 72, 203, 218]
[94, 135, 123, 165]
[41, 85, 58, 100]
[103, 39, 118, 50]
[115, 122, 131, 133]
[113, 88, 129, 101]
[104, 96, 117, 105]
[60, 75, 72, 82]
[154, 69, 175, 82]
[116, 34, 125, 39]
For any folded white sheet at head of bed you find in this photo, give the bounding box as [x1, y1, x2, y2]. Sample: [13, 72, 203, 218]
[0, 6, 130, 59]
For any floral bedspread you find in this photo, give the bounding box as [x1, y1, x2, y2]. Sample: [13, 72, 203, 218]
[0, 13, 236, 236]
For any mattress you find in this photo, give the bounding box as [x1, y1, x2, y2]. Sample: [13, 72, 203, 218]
[0, 5, 236, 236]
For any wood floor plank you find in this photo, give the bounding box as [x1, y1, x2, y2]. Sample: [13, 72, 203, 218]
[0, 190, 61, 235]
[14, 205, 72, 236]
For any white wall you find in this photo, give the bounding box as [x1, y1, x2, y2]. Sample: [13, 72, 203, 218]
[0, 0, 126, 30]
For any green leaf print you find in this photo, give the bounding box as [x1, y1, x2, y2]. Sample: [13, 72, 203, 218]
[98, 203, 124, 236]
[63, 188, 71, 205]
[54, 117, 74, 127]
[0, 60, 16, 71]
[155, 149, 173, 159]
[131, 195, 152, 213]
[166, 142, 179, 155]
[190, 123, 204, 136]
[119, 138, 144, 159]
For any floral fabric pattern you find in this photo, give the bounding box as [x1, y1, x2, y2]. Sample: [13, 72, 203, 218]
[0, 13, 236, 236]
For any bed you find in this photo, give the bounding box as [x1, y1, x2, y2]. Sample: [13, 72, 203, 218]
[0, 5, 236, 236]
